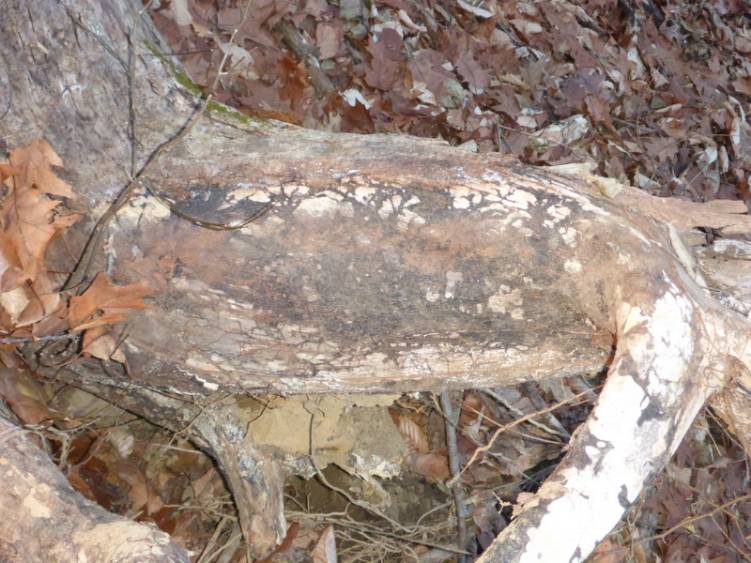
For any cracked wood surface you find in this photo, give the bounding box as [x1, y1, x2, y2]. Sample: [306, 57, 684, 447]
[5, 1, 751, 561]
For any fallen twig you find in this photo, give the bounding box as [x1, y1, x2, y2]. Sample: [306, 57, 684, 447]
[439, 391, 470, 561]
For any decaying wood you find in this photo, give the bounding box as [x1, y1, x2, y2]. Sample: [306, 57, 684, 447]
[18, 355, 288, 559]
[3, 1, 751, 561]
[0, 413, 188, 562]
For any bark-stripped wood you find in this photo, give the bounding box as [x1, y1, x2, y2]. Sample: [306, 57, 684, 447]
[0, 414, 189, 562]
[3, 1, 751, 561]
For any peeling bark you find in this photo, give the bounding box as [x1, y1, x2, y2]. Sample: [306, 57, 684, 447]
[3, 1, 751, 561]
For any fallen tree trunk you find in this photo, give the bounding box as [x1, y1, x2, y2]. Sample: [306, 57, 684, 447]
[3, 1, 751, 561]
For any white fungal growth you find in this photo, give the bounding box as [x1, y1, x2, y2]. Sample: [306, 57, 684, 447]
[445, 271, 463, 299]
[117, 192, 171, 228]
[509, 288, 696, 563]
[425, 288, 440, 302]
[505, 189, 538, 210]
[296, 195, 353, 218]
[559, 227, 578, 247]
[487, 285, 523, 315]
[564, 258, 582, 274]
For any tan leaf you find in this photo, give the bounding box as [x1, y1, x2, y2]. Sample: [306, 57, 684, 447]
[110, 460, 163, 514]
[2, 188, 61, 284]
[69, 273, 151, 331]
[82, 326, 127, 363]
[8, 139, 75, 198]
[0, 163, 17, 182]
[0, 188, 80, 290]
[457, 51, 488, 95]
[0, 367, 57, 425]
[0, 287, 30, 324]
[396, 414, 430, 454]
[409, 452, 450, 481]
[0, 232, 24, 290]
[311, 525, 337, 563]
[364, 30, 402, 91]
[15, 274, 64, 328]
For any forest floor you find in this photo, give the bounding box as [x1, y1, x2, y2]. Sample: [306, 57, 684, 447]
[3, 0, 751, 561]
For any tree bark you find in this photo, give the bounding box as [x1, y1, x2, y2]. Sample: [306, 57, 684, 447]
[0, 413, 189, 562]
[2, 1, 751, 561]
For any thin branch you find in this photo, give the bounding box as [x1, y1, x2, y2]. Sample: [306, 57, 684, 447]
[439, 391, 470, 561]
[639, 493, 751, 544]
[448, 386, 598, 487]
[62, 8, 248, 293]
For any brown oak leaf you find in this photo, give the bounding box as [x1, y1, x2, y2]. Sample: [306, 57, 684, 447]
[8, 139, 75, 198]
[69, 273, 152, 331]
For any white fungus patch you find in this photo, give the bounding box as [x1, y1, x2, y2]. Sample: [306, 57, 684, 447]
[487, 285, 523, 315]
[296, 195, 353, 218]
[445, 271, 463, 299]
[517, 363, 654, 562]
[547, 204, 571, 221]
[564, 258, 583, 274]
[559, 227, 578, 247]
[185, 354, 221, 373]
[227, 184, 272, 203]
[504, 189, 538, 210]
[23, 491, 52, 519]
[453, 197, 471, 209]
[396, 208, 426, 230]
[117, 192, 171, 228]
[515, 292, 695, 562]
[713, 238, 751, 258]
[425, 288, 440, 302]
[193, 375, 219, 391]
[350, 186, 379, 205]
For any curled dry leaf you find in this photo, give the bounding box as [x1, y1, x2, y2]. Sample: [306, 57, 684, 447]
[110, 460, 165, 516]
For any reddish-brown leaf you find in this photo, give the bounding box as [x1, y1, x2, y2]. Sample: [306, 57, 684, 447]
[69, 273, 151, 331]
[8, 139, 75, 198]
[396, 414, 430, 454]
[364, 30, 403, 91]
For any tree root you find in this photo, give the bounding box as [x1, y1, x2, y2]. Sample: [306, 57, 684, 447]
[0, 413, 189, 562]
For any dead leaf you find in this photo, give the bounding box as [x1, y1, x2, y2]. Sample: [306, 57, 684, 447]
[1, 186, 77, 286]
[409, 451, 450, 481]
[8, 139, 75, 198]
[457, 51, 488, 95]
[316, 21, 342, 59]
[110, 460, 164, 515]
[590, 539, 630, 563]
[0, 367, 57, 425]
[364, 29, 402, 91]
[69, 273, 151, 331]
[396, 414, 430, 453]
[82, 326, 127, 363]
[311, 525, 337, 563]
